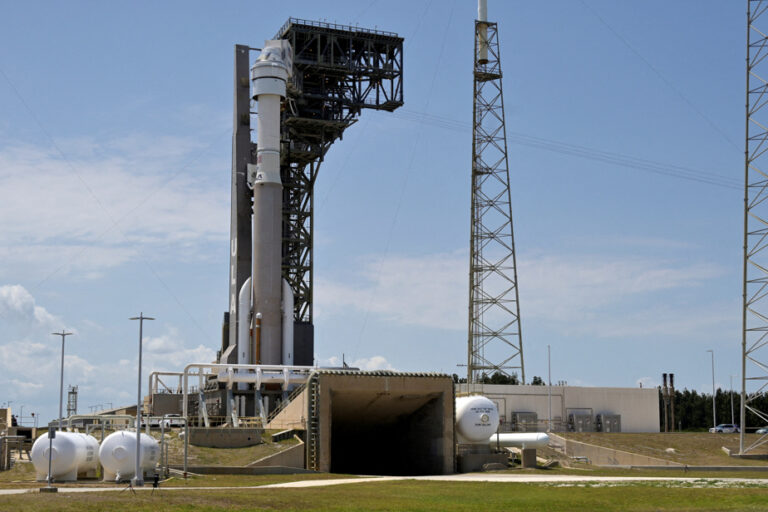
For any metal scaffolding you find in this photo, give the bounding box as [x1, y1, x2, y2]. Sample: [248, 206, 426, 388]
[741, 0, 768, 454]
[467, 17, 525, 384]
[66, 385, 78, 418]
[226, 19, 403, 361]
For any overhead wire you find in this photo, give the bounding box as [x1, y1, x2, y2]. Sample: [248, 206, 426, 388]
[579, 0, 741, 153]
[390, 109, 741, 190]
[350, 0, 455, 361]
[0, 64, 217, 345]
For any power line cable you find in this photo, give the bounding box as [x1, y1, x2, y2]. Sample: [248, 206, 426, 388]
[390, 109, 741, 190]
[0, 64, 215, 344]
[579, 0, 741, 153]
[351, 0, 455, 361]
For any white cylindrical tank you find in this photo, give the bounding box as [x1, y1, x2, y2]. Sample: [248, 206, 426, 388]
[30, 431, 100, 481]
[99, 430, 159, 482]
[456, 395, 500, 443]
[488, 432, 550, 449]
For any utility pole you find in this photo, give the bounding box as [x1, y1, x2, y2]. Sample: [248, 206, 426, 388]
[707, 349, 716, 429]
[547, 345, 552, 432]
[130, 313, 154, 486]
[51, 331, 73, 430]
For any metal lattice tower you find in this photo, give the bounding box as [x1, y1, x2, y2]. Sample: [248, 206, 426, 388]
[66, 385, 78, 418]
[467, 13, 525, 384]
[741, 0, 768, 454]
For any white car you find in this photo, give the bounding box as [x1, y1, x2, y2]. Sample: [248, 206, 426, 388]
[709, 423, 739, 433]
[161, 414, 184, 429]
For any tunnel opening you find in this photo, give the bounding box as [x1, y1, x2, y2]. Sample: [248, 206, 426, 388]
[310, 372, 455, 475]
[330, 392, 445, 475]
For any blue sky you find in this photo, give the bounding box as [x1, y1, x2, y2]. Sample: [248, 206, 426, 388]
[0, 0, 747, 423]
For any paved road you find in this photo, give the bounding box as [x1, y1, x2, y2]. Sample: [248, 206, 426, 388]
[1, 473, 766, 495]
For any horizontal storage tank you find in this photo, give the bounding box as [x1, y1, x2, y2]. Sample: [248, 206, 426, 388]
[99, 430, 159, 482]
[30, 431, 100, 481]
[455, 395, 499, 443]
[488, 432, 550, 449]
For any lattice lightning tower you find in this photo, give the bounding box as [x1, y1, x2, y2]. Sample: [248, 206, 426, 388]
[741, 0, 768, 454]
[467, 3, 525, 384]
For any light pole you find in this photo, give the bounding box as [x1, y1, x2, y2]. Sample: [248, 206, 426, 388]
[19, 405, 24, 427]
[707, 349, 716, 429]
[52, 331, 74, 431]
[547, 344, 552, 432]
[730, 374, 736, 426]
[45, 330, 72, 492]
[130, 313, 154, 486]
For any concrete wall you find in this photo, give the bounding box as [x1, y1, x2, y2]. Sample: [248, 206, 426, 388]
[189, 427, 263, 448]
[549, 434, 680, 466]
[249, 441, 305, 468]
[457, 384, 660, 433]
[267, 389, 308, 430]
[151, 394, 183, 416]
[0, 408, 10, 433]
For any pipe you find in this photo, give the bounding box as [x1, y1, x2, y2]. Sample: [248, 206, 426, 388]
[254, 313, 262, 364]
[488, 432, 549, 449]
[237, 277, 252, 389]
[250, 40, 292, 366]
[477, 0, 489, 64]
[158, 414, 187, 478]
[282, 279, 294, 366]
[181, 363, 314, 420]
[215, 369, 309, 385]
[66, 415, 133, 429]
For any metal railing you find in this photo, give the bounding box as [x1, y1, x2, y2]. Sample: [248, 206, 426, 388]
[276, 17, 399, 39]
[266, 384, 307, 424]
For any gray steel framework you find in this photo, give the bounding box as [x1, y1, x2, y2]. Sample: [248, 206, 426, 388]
[226, 20, 403, 357]
[741, 0, 768, 454]
[467, 19, 525, 384]
[66, 385, 78, 418]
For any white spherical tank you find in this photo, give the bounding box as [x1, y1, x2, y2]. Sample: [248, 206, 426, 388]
[30, 431, 100, 481]
[99, 430, 159, 482]
[455, 395, 500, 443]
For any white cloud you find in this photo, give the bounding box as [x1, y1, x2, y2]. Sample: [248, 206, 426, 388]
[0, 137, 228, 279]
[352, 355, 395, 371]
[0, 284, 61, 329]
[321, 355, 395, 371]
[316, 249, 728, 339]
[317, 251, 467, 330]
[143, 328, 217, 371]
[636, 376, 657, 389]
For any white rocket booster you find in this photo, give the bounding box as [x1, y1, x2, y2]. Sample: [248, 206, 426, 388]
[244, 40, 294, 367]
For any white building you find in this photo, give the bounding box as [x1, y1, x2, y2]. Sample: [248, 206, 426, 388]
[457, 384, 660, 433]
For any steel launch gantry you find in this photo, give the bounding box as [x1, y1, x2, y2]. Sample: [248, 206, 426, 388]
[467, 4, 525, 384]
[741, 0, 768, 454]
[225, 19, 403, 365]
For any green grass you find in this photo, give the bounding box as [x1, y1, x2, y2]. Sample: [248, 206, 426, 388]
[2, 480, 768, 512]
[559, 432, 768, 466]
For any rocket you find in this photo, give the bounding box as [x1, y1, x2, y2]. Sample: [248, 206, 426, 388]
[237, 40, 294, 373]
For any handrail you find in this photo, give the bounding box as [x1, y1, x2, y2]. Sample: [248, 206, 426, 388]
[276, 17, 400, 39]
[266, 383, 307, 424]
